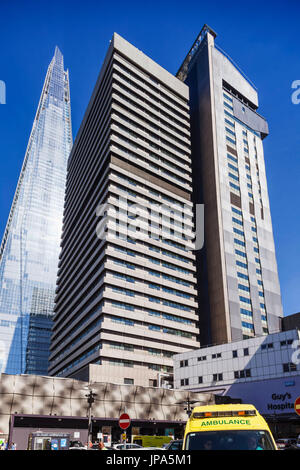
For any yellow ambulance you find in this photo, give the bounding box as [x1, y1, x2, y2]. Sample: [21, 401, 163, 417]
[183, 404, 277, 450]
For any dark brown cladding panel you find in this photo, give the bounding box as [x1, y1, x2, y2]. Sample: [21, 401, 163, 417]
[249, 202, 255, 215]
[110, 155, 191, 201]
[226, 145, 238, 157]
[230, 192, 241, 209]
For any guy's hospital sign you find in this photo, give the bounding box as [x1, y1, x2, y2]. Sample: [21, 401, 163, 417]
[0, 80, 6, 104]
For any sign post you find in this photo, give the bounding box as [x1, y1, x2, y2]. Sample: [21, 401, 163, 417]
[294, 396, 300, 416]
[119, 413, 131, 430]
[119, 413, 130, 445]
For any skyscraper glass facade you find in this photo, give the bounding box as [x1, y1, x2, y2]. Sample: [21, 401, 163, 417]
[0, 47, 72, 374]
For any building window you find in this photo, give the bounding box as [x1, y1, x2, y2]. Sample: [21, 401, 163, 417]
[235, 369, 251, 379]
[149, 379, 157, 387]
[262, 343, 273, 350]
[180, 360, 188, 368]
[212, 353, 222, 359]
[283, 363, 297, 373]
[198, 377, 203, 384]
[280, 339, 294, 347]
[213, 373, 223, 382]
[233, 350, 238, 358]
[198, 356, 207, 361]
[244, 348, 249, 356]
[124, 378, 134, 385]
[181, 378, 189, 386]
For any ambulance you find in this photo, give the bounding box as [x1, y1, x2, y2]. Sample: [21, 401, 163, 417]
[183, 404, 277, 450]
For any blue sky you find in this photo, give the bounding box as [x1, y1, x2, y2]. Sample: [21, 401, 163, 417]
[0, 0, 299, 316]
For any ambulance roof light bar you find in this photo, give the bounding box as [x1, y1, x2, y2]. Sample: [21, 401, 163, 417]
[193, 410, 257, 419]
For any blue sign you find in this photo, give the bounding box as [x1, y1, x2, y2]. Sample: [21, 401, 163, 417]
[285, 381, 295, 387]
[60, 439, 67, 448]
[51, 439, 59, 450]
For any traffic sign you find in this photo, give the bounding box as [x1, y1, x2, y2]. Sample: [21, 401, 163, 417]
[294, 396, 300, 416]
[119, 413, 131, 430]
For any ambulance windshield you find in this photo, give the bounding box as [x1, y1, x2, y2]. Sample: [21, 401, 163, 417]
[185, 430, 275, 450]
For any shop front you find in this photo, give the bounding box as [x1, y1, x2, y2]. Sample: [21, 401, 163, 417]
[9, 414, 186, 450]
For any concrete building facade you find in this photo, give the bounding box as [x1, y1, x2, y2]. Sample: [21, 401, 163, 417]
[174, 328, 300, 437]
[282, 312, 300, 331]
[0, 373, 215, 449]
[49, 34, 200, 385]
[177, 25, 283, 346]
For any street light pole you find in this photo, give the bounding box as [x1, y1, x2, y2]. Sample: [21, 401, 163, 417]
[85, 387, 97, 448]
[176, 398, 200, 418]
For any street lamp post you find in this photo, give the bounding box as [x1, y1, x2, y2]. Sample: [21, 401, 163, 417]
[176, 398, 200, 418]
[84, 387, 98, 448]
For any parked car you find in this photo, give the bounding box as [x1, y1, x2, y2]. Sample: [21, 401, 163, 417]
[276, 438, 297, 450]
[69, 440, 87, 450]
[281, 436, 300, 451]
[282, 444, 300, 451]
[113, 443, 144, 450]
[164, 439, 183, 450]
[113, 443, 162, 450]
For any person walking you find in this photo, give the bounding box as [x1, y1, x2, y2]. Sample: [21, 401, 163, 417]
[3, 440, 9, 450]
[98, 440, 107, 450]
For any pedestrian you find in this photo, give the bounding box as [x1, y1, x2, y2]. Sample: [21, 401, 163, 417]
[98, 440, 107, 451]
[10, 442, 16, 450]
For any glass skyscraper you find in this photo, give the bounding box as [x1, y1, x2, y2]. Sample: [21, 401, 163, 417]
[0, 47, 72, 375]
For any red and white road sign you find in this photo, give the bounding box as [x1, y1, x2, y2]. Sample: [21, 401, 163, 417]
[119, 413, 131, 430]
[294, 397, 300, 416]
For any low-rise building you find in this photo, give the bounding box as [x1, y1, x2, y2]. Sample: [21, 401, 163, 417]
[282, 312, 300, 331]
[0, 373, 215, 449]
[174, 328, 300, 438]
